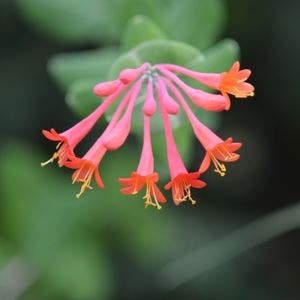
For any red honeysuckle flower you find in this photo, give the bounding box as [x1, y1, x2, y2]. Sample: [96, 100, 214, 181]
[220, 61, 254, 98]
[41, 83, 127, 167]
[158, 61, 254, 110]
[198, 137, 242, 176]
[119, 113, 166, 209]
[164, 172, 206, 206]
[119, 172, 166, 209]
[103, 79, 143, 150]
[64, 81, 138, 198]
[156, 66, 229, 111]
[158, 83, 206, 206]
[42, 61, 253, 208]
[164, 78, 241, 177]
[64, 146, 106, 198]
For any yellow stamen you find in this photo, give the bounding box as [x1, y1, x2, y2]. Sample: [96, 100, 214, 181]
[73, 165, 94, 198]
[56, 141, 63, 149]
[173, 179, 197, 206]
[40, 152, 58, 167]
[151, 184, 162, 210]
[75, 178, 93, 198]
[143, 181, 162, 210]
[184, 185, 196, 205]
[132, 180, 139, 195]
[215, 146, 235, 161]
[209, 152, 226, 176]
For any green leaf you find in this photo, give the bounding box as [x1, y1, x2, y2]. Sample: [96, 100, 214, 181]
[121, 15, 167, 51]
[16, 0, 114, 44]
[104, 0, 169, 41]
[16, 0, 169, 45]
[48, 47, 119, 90]
[66, 79, 102, 117]
[203, 38, 240, 72]
[166, 0, 227, 50]
[109, 39, 205, 78]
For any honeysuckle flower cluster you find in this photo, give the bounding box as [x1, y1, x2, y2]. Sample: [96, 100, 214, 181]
[42, 61, 254, 209]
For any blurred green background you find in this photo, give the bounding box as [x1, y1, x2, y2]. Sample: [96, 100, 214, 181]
[0, 0, 299, 299]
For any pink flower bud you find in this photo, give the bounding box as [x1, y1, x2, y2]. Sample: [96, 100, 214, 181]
[142, 79, 157, 116]
[118, 63, 148, 84]
[93, 79, 121, 97]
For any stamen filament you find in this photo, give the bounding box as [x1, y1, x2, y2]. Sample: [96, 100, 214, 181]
[209, 153, 226, 176]
[41, 152, 58, 167]
[142, 181, 162, 210]
[75, 170, 94, 198]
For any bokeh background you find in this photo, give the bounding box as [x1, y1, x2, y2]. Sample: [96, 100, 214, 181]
[0, 0, 299, 299]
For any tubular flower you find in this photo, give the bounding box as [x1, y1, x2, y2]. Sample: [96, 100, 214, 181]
[64, 151, 106, 198]
[158, 86, 206, 206]
[163, 78, 242, 176]
[198, 138, 242, 176]
[41, 128, 74, 167]
[66, 80, 142, 198]
[42, 61, 254, 208]
[157, 61, 254, 109]
[164, 172, 206, 206]
[119, 114, 166, 209]
[220, 61, 255, 98]
[119, 172, 166, 209]
[41, 84, 127, 167]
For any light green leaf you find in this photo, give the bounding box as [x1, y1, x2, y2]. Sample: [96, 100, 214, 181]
[16, 0, 169, 45]
[203, 38, 240, 72]
[184, 39, 240, 91]
[121, 15, 167, 51]
[66, 79, 102, 117]
[48, 47, 119, 90]
[109, 39, 205, 78]
[104, 0, 169, 41]
[166, 0, 227, 50]
[16, 0, 113, 44]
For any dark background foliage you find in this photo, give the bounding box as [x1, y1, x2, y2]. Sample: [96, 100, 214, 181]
[0, 0, 299, 299]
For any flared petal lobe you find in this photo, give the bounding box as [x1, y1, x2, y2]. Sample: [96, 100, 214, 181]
[64, 158, 104, 198]
[119, 172, 166, 209]
[199, 138, 242, 176]
[41, 129, 75, 167]
[164, 172, 206, 206]
[220, 61, 255, 98]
